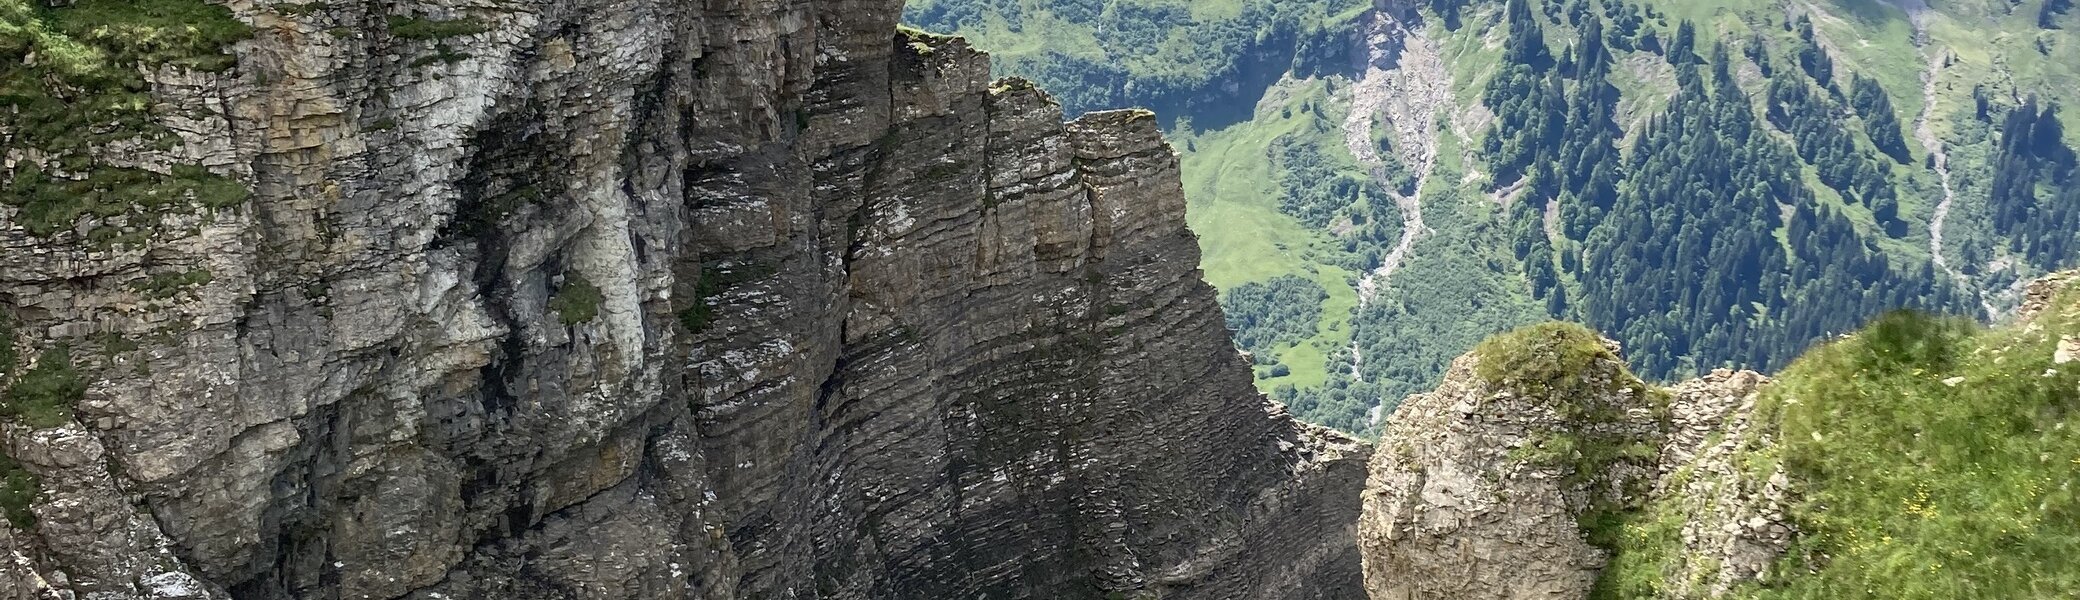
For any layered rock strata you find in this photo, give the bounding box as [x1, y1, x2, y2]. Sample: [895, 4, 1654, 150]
[0, 1, 1369, 598]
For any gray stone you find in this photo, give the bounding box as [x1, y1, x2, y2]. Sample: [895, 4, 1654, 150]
[0, 1, 1371, 598]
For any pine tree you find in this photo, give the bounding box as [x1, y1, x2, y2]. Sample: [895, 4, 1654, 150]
[1668, 20, 1700, 65]
[1850, 74, 1911, 162]
[1795, 16, 1834, 87]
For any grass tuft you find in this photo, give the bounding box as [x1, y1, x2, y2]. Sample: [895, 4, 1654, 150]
[2, 346, 84, 429]
[549, 274, 605, 325]
[0, 453, 39, 530]
[385, 14, 486, 40]
[0, 0, 253, 237]
[1736, 302, 2080, 598]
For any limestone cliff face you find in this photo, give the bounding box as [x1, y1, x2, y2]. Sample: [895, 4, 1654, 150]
[0, 1, 1369, 598]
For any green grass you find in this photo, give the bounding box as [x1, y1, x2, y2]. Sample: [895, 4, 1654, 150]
[1438, 5, 1507, 109]
[1916, 2, 2080, 147]
[0, 0, 252, 238]
[0, 452, 38, 529]
[0, 313, 14, 379]
[1475, 321, 1623, 401]
[132, 268, 213, 300]
[1480, 321, 1664, 475]
[1588, 289, 2080, 599]
[1179, 77, 1362, 392]
[1734, 302, 2080, 598]
[385, 14, 487, 40]
[1, 346, 83, 429]
[550, 275, 605, 325]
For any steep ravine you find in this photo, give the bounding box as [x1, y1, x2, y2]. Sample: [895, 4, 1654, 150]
[1345, 3, 1445, 309]
[0, 1, 1369, 598]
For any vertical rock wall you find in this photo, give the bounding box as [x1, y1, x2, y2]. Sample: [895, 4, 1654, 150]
[0, 1, 1369, 598]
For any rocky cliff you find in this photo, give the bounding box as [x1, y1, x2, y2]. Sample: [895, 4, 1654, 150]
[0, 1, 1370, 598]
[1357, 323, 1669, 599]
[1356, 324, 1798, 599]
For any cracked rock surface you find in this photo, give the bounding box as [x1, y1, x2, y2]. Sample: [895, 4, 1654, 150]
[0, 1, 1370, 598]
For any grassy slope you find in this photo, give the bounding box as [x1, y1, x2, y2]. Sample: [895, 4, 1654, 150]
[1752, 301, 2080, 598]
[1587, 281, 2080, 599]
[1179, 77, 1362, 392]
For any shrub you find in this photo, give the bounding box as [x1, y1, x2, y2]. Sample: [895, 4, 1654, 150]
[1223, 275, 1329, 353]
[549, 275, 605, 325]
[0, 453, 38, 529]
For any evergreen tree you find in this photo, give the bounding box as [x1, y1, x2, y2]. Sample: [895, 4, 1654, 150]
[1668, 20, 1700, 65]
[1576, 43, 1958, 378]
[1850, 74, 1912, 163]
[1988, 98, 2079, 270]
[2045, 0, 2074, 29]
[1795, 16, 1834, 87]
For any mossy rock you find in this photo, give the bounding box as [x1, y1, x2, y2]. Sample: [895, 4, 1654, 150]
[0, 313, 15, 379]
[549, 275, 605, 325]
[0, 0, 254, 238]
[2, 346, 84, 429]
[677, 262, 777, 334]
[0, 453, 39, 529]
[1473, 321, 1644, 410]
[385, 14, 488, 41]
[132, 268, 214, 300]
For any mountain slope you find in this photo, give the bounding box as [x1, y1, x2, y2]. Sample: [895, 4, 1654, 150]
[907, 0, 2080, 434]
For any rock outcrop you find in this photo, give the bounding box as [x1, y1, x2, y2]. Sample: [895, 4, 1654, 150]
[1357, 324, 1788, 600]
[0, 1, 1369, 598]
[1360, 271, 2080, 600]
[1650, 370, 1794, 598]
[1358, 323, 1665, 599]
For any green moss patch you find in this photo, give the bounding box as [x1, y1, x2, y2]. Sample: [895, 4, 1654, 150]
[0, 0, 252, 238]
[1474, 321, 1636, 406]
[385, 14, 486, 40]
[1475, 321, 1684, 598]
[548, 274, 605, 325]
[2, 346, 84, 429]
[0, 453, 39, 530]
[677, 262, 776, 334]
[132, 268, 213, 300]
[0, 313, 15, 379]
